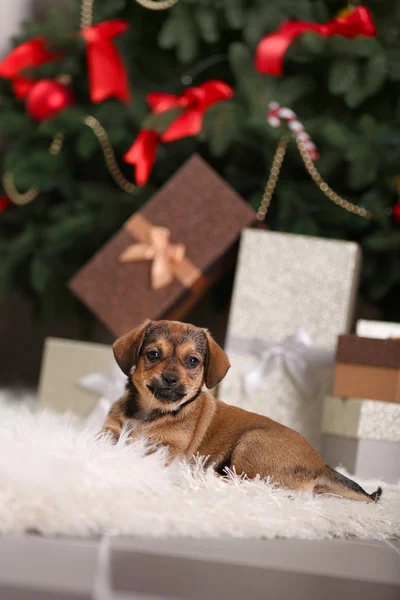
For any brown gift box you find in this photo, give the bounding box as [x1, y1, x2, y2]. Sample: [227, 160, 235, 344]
[333, 334, 400, 403]
[69, 155, 256, 336]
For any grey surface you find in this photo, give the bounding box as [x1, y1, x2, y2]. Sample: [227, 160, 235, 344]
[110, 537, 400, 600]
[322, 434, 400, 484]
[110, 537, 400, 584]
[111, 553, 397, 600]
[0, 536, 99, 599]
[0, 534, 399, 600]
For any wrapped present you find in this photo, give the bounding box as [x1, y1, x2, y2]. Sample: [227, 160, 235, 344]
[322, 320, 400, 483]
[333, 334, 400, 403]
[69, 154, 256, 336]
[38, 337, 125, 420]
[357, 319, 400, 339]
[218, 229, 361, 450]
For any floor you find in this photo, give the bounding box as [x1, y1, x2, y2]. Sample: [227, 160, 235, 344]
[0, 535, 399, 599]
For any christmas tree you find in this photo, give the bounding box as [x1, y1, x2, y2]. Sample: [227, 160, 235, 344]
[1, 0, 399, 324]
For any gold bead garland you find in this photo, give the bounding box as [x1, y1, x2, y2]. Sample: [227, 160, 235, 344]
[257, 135, 375, 221]
[80, 0, 94, 29]
[134, 0, 179, 9]
[295, 136, 372, 219]
[2, 172, 39, 205]
[2, 132, 65, 205]
[84, 116, 137, 194]
[49, 132, 65, 155]
[256, 137, 288, 221]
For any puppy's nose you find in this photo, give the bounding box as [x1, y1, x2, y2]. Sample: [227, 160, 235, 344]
[162, 372, 179, 386]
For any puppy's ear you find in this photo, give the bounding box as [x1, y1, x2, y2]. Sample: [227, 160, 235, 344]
[113, 320, 151, 375]
[203, 330, 230, 389]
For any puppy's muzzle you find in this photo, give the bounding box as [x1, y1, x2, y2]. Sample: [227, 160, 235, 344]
[147, 374, 186, 402]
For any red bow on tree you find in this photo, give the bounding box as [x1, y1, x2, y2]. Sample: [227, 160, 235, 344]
[255, 6, 376, 76]
[80, 20, 130, 103]
[0, 20, 130, 104]
[124, 129, 161, 186]
[147, 80, 234, 141]
[0, 38, 62, 98]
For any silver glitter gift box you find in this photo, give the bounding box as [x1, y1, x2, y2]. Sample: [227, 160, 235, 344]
[322, 320, 400, 483]
[218, 229, 361, 450]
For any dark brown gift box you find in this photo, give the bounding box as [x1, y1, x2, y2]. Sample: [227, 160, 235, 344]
[69, 155, 256, 336]
[333, 334, 400, 403]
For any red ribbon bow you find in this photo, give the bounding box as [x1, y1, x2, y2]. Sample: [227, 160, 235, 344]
[255, 6, 376, 76]
[0, 20, 130, 104]
[147, 80, 234, 141]
[124, 80, 233, 185]
[80, 20, 130, 103]
[124, 129, 161, 186]
[0, 38, 62, 98]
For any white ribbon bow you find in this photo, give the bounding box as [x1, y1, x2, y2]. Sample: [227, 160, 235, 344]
[78, 366, 126, 431]
[227, 329, 334, 398]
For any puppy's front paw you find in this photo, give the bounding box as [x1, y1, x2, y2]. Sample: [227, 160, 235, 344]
[101, 424, 121, 443]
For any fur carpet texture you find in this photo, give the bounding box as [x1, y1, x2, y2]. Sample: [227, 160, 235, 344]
[0, 392, 399, 540]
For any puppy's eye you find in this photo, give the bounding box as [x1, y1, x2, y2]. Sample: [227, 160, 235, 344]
[147, 350, 160, 360]
[187, 356, 199, 368]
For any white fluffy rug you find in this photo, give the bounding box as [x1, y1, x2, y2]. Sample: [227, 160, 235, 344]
[0, 394, 399, 540]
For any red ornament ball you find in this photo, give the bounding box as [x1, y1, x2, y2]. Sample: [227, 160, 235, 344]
[26, 79, 75, 121]
[393, 203, 400, 225]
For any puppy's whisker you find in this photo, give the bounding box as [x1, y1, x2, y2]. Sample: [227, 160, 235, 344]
[146, 389, 156, 415]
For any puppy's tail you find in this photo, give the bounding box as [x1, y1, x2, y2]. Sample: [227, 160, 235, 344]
[315, 466, 382, 503]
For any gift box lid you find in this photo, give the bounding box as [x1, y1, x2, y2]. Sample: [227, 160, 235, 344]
[336, 334, 400, 369]
[69, 155, 256, 336]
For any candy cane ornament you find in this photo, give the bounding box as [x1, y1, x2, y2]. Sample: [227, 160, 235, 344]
[267, 102, 319, 160]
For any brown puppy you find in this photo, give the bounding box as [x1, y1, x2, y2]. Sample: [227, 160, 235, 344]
[104, 320, 382, 503]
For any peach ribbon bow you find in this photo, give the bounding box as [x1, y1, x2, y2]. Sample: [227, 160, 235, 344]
[119, 225, 186, 290]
